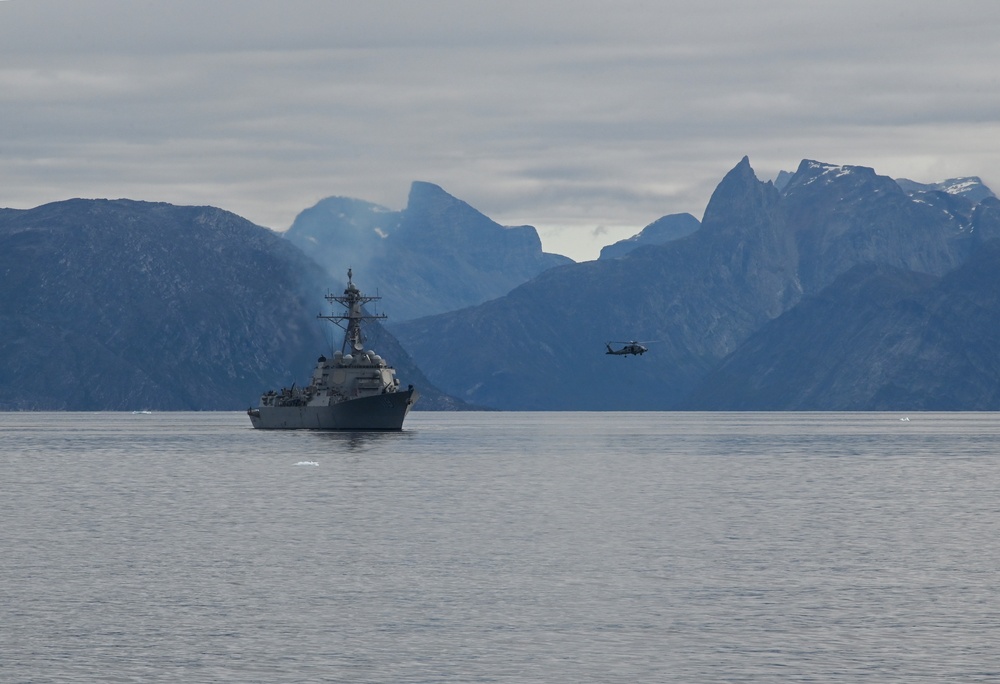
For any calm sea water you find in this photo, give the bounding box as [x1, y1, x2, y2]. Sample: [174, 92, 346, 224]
[2, 411, 1000, 683]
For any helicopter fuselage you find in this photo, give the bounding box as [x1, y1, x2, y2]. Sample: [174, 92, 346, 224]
[606, 342, 647, 356]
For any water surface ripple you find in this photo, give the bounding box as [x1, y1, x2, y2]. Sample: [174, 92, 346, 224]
[2, 411, 999, 682]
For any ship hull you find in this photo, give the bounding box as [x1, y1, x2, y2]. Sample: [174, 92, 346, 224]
[247, 388, 418, 430]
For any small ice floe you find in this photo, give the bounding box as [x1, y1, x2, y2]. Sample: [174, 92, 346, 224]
[899, 417, 910, 422]
[131, 410, 152, 415]
[295, 461, 319, 466]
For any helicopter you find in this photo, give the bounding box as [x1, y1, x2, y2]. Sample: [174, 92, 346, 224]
[605, 341, 650, 356]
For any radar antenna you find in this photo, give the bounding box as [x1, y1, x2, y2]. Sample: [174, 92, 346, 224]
[318, 268, 387, 354]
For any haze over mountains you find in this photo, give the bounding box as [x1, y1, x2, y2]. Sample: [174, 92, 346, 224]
[2, 157, 999, 411]
[284, 181, 571, 321]
[598, 213, 701, 260]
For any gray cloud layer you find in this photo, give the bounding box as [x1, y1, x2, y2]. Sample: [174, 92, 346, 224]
[3, 0, 999, 260]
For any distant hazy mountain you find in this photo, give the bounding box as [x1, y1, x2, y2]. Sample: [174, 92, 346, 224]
[598, 213, 700, 260]
[392, 158, 1000, 410]
[773, 169, 794, 192]
[0, 199, 458, 410]
[284, 182, 572, 321]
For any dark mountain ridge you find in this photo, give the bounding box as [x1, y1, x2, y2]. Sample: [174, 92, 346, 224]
[896, 176, 995, 204]
[5, 158, 998, 412]
[393, 158, 801, 409]
[689, 239, 1000, 410]
[392, 157, 1000, 410]
[0, 199, 456, 410]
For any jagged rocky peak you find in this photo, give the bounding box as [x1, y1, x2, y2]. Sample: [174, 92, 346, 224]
[404, 180, 463, 214]
[785, 159, 891, 188]
[779, 160, 909, 211]
[771, 162, 866, 193]
[402, 181, 486, 224]
[402, 181, 488, 231]
[896, 176, 996, 204]
[776, 160, 996, 206]
[712, 156, 769, 197]
[399, 180, 544, 254]
[700, 156, 780, 232]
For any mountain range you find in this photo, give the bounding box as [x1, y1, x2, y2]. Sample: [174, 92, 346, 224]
[283, 182, 571, 321]
[390, 158, 1000, 410]
[0, 199, 459, 411]
[3, 158, 999, 411]
[688, 251, 1000, 410]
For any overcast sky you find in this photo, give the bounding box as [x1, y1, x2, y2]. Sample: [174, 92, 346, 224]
[3, 0, 1000, 261]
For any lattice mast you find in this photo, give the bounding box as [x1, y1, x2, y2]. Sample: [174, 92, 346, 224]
[318, 268, 387, 354]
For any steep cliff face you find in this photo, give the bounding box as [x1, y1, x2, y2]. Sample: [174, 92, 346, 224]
[971, 197, 1000, 246]
[392, 157, 1000, 410]
[0, 199, 452, 410]
[687, 264, 940, 409]
[392, 157, 804, 409]
[782, 160, 970, 293]
[284, 182, 571, 321]
[689, 240, 1000, 410]
[675, 164, 1000, 411]
[6, 157, 998, 412]
[698, 156, 803, 322]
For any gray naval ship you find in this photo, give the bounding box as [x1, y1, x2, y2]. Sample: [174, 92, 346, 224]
[247, 269, 418, 430]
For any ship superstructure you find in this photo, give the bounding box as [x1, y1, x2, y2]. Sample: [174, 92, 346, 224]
[247, 269, 418, 430]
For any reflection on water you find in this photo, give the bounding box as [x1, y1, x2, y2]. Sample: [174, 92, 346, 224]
[310, 427, 417, 451]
